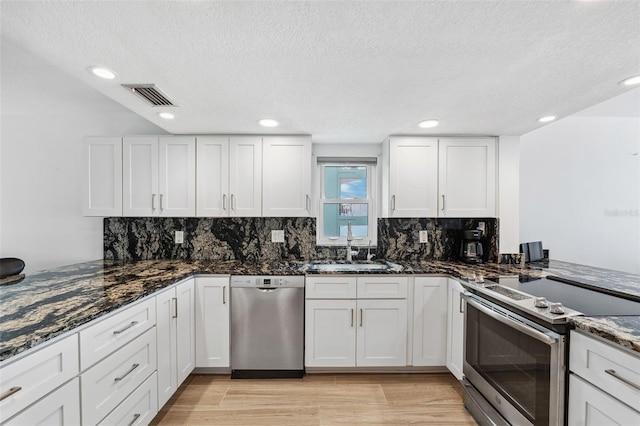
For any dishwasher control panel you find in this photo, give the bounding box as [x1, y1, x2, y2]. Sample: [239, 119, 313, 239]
[230, 275, 305, 288]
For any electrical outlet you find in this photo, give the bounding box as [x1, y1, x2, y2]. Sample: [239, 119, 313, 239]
[419, 230, 429, 244]
[175, 231, 184, 244]
[271, 230, 285, 243]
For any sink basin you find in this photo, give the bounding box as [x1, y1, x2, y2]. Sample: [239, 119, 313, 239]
[304, 261, 403, 272]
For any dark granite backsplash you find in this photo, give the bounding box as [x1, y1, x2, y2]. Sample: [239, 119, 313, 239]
[104, 217, 498, 262]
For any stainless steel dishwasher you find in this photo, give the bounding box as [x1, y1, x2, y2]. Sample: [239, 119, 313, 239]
[230, 275, 305, 379]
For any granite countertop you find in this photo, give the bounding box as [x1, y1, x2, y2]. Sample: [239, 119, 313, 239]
[1, 258, 638, 362]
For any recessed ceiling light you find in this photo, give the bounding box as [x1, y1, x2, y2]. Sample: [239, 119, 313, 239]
[538, 115, 556, 123]
[158, 112, 175, 120]
[418, 119, 439, 128]
[88, 66, 117, 80]
[620, 75, 640, 86]
[258, 118, 279, 127]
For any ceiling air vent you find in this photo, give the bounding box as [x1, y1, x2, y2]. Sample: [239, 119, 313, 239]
[121, 84, 176, 107]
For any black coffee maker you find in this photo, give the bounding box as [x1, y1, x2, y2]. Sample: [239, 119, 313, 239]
[460, 229, 484, 263]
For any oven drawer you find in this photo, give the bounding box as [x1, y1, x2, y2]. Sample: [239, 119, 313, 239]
[570, 330, 640, 409]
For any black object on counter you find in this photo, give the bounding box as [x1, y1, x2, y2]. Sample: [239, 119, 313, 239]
[0, 258, 25, 278]
[520, 241, 544, 262]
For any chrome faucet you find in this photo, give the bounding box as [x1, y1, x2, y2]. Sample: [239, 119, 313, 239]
[346, 221, 355, 262]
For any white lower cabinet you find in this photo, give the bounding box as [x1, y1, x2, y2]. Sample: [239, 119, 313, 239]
[568, 330, 640, 425]
[445, 279, 464, 379]
[80, 328, 157, 425]
[411, 277, 447, 367]
[195, 276, 230, 368]
[156, 278, 196, 408]
[305, 276, 407, 368]
[1, 378, 80, 426]
[0, 334, 79, 423]
[568, 374, 640, 426]
[98, 373, 158, 426]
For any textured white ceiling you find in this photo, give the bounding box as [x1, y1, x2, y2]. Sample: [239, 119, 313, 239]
[1, 0, 639, 144]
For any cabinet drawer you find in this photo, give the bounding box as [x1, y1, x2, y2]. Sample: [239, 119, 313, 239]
[79, 298, 156, 370]
[306, 277, 357, 299]
[98, 372, 158, 426]
[357, 276, 408, 299]
[1, 378, 80, 426]
[569, 374, 640, 426]
[0, 334, 79, 423]
[81, 328, 157, 426]
[570, 331, 640, 409]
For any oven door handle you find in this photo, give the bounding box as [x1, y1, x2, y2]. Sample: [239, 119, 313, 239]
[462, 293, 558, 345]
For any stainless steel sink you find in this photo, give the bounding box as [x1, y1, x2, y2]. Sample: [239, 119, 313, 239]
[304, 261, 403, 272]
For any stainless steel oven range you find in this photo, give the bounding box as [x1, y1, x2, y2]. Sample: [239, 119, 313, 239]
[461, 275, 640, 426]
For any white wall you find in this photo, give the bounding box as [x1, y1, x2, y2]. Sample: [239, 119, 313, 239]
[498, 136, 520, 254]
[0, 39, 165, 274]
[520, 91, 640, 273]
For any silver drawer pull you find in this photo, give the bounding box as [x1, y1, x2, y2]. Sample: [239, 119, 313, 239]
[128, 413, 141, 426]
[113, 321, 138, 334]
[115, 363, 140, 382]
[605, 369, 640, 391]
[0, 386, 22, 401]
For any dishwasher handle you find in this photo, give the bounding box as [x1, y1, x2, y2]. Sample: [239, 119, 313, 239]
[257, 287, 278, 292]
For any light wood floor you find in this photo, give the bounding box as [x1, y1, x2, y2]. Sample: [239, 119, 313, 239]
[151, 373, 478, 425]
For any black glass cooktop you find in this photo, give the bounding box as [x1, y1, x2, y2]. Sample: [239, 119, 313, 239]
[489, 276, 640, 316]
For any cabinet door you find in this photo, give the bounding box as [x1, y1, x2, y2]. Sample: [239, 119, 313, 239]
[195, 277, 230, 368]
[389, 137, 438, 217]
[262, 136, 312, 217]
[1, 378, 80, 426]
[0, 335, 79, 423]
[229, 136, 262, 217]
[568, 374, 640, 426]
[176, 279, 196, 384]
[123, 136, 158, 216]
[412, 277, 447, 366]
[446, 279, 464, 379]
[155, 287, 177, 408]
[305, 299, 356, 367]
[438, 138, 496, 217]
[158, 136, 196, 217]
[357, 299, 407, 367]
[82, 137, 122, 217]
[196, 136, 229, 217]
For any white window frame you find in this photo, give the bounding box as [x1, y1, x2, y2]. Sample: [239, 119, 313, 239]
[316, 162, 377, 246]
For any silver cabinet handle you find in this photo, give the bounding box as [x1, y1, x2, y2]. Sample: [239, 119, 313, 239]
[231, 194, 236, 210]
[350, 308, 354, 327]
[172, 298, 178, 319]
[459, 293, 464, 313]
[113, 321, 138, 335]
[151, 194, 156, 212]
[441, 195, 445, 211]
[605, 369, 640, 391]
[114, 363, 139, 382]
[306, 194, 310, 212]
[159, 194, 163, 212]
[223, 194, 227, 211]
[223, 286, 226, 304]
[360, 308, 363, 327]
[391, 195, 396, 211]
[128, 413, 141, 426]
[0, 386, 22, 401]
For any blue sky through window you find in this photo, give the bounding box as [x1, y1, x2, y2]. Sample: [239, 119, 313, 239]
[340, 178, 366, 199]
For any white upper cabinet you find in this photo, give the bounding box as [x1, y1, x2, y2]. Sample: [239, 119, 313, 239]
[197, 136, 262, 217]
[387, 136, 496, 218]
[389, 137, 439, 217]
[438, 138, 496, 217]
[123, 136, 195, 217]
[196, 136, 229, 217]
[82, 137, 123, 217]
[262, 136, 312, 217]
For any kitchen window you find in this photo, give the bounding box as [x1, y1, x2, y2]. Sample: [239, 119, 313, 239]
[317, 160, 377, 246]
